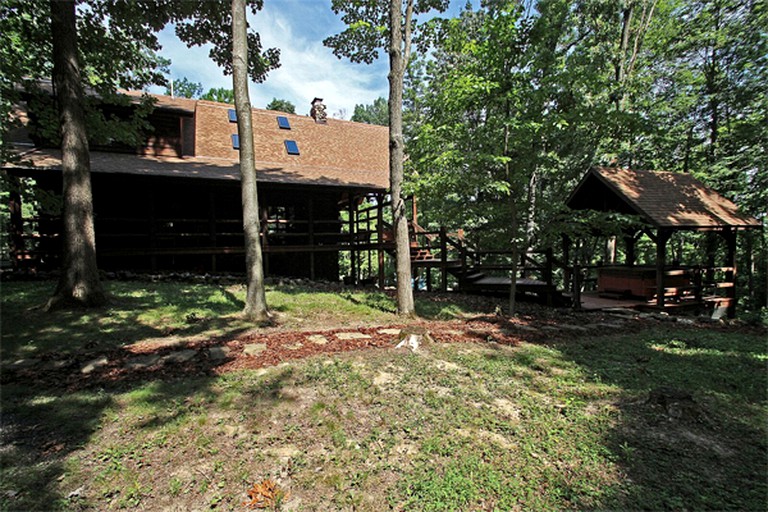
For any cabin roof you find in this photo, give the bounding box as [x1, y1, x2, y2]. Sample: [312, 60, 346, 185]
[567, 167, 760, 229]
[6, 89, 389, 191]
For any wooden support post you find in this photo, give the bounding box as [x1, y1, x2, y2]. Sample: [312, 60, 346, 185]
[366, 203, 371, 281]
[705, 232, 717, 286]
[377, 194, 384, 288]
[723, 228, 737, 318]
[574, 264, 582, 309]
[606, 236, 617, 264]
[440, 226, 447, 292]
[208, 190, 217, 272]
[308, 196, 315, 281]
[562, 234, 571, 294]
[148, 188, 157, 271]
[624, 230, 638, 266]
[426, 267, 432, 292]
[260, 207, 269, 276]
[8, 175, 24, 270]
[348, 193, 356, 285]
[571, 238, 581, 310]
[693, 265, 703, 313]
[544, 247, 554, 307]
[655, 229, 671, 309]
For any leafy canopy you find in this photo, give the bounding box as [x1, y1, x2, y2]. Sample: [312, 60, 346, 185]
[266, 98, 296, 114]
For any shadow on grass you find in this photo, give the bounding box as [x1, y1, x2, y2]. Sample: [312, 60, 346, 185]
[549, 328, 768, 510]
[1, 280, 252, 361]
[0, 346, 295, 511]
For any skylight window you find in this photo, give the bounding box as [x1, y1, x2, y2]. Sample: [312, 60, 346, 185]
[277, 116, 291, 129]
[284, 140, 300, 155]
[231, 134, 240, 149]
[228, 109, 237, 122]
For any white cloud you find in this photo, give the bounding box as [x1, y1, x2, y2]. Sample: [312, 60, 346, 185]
[152, 1, 389, 118]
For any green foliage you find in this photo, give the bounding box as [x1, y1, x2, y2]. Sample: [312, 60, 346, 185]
[265, 97, 296, 114]
[0, 0, 171, 162]
[200, 87, 235, 104]
[351, 97, 388, 125]
[165, 76, 202, 98]
[405, 0, 765, 310]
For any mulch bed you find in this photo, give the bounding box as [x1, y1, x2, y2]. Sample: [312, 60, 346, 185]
[4, 296, 763, 392]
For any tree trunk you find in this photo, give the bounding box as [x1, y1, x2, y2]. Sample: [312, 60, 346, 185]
[508, 199, 519, 316]
[232, 0, 269, 322]
[503, 113, 518, 316]
[388, 0, 415, 317]
[524, 167, 538, 276]
[46, 0, 106, 310]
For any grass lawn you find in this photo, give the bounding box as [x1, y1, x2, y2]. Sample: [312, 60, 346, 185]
[1, 280, 766, 511]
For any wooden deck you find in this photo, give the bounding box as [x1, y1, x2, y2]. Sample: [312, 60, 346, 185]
[577, 292, 650, 311]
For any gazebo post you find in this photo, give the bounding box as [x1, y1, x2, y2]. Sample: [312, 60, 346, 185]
[623, 229, 638, 266]
[561, 234, 572, 300]
[723, 227, 737, 318]
[655, 229, 672, 309]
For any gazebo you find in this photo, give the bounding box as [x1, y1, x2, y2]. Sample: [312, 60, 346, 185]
[566, 167, 760, 317]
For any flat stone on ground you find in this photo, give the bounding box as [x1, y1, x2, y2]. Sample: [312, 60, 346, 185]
[41, 359, 71, 371]
[307, 334, 329, 345]
[81, 356, 109, 374]
[269, 445, 301, 460]
[243, 343, 267, 357]
[377, 328, 402, 335]
[161, 349, 197, 364]
[283, 342, 303, 351]
[208, 346, 231, 360]
[502, 324, 539, 334]
[335, 332, 372, 340]
[7, 358, 41, 370]
[558, 324, 590, 333]
[585, 322, 624, 330]
[124, 354, 160, 370]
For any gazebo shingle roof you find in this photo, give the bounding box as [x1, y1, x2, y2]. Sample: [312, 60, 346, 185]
[567, 167, 760, 229]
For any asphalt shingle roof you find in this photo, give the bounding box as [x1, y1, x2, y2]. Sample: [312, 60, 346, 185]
[568, 167, 759, 229]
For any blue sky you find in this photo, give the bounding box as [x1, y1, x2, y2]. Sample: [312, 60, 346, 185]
[150, 0, 471, 118]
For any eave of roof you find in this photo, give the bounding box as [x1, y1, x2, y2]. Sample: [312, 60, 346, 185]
[4, 148, 388, 191]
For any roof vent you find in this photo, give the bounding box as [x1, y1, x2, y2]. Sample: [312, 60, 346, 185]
[310, 97, 327, 124]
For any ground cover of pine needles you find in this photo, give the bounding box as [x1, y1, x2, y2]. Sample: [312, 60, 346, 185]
[1, 280, 766, 511]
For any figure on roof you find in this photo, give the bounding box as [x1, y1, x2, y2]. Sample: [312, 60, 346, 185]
[310, 97, 327, 124]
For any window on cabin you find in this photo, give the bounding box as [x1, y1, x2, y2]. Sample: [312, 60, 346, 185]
[228, 109, 237, 122]
[231, 134, 240, 149]
[277, 116, 291, 129]
[284, 140, 299, 155]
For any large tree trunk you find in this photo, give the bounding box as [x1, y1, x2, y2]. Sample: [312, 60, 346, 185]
[388, 0, 415, 317]
[46, 0, 106, 310]
[232, 0, 269, 322]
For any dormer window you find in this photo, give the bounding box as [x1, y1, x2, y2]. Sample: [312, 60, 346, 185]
[284, 140, 299, 155]
[228, 109, 237, 122]
[232, 134, 240, 149]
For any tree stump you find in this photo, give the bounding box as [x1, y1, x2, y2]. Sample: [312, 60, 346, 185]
[395, 326, 433, 352]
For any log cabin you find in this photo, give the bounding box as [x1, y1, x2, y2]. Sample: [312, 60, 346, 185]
[3, 87, 391, 284]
